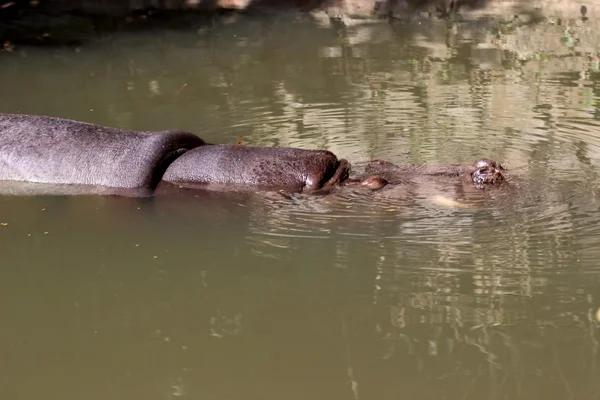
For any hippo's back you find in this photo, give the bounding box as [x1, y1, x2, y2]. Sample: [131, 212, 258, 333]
[162, 144, 346, 192]
[0, 113, 205, 189]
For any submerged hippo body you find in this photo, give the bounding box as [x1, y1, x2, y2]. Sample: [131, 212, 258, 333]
[362, 158, 506, 188]
[162, 145, 350, 193]
[0, 113, 205, 194]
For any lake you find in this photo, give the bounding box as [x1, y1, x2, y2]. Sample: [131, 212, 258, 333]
[1, 10, 599, 400]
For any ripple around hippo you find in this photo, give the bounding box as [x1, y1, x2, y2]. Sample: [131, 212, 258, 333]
[0, 113, 507, 197]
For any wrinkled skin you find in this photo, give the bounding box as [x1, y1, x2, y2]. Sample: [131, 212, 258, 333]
[0, 113, 205, 191]
[162, 144, 350, 193]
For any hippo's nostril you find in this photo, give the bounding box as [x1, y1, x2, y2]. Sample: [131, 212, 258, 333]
[360, 176, 388, 190]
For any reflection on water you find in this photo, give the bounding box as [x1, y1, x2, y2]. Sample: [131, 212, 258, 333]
[2, 11, 600, 400]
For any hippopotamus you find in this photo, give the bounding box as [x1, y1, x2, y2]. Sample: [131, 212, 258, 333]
[0, 113, 506, 197]
[160, 147, 505, 193]
[0, 113, 350, 196]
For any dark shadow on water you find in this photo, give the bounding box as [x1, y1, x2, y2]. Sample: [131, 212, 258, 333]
[0, 0, 498, 46]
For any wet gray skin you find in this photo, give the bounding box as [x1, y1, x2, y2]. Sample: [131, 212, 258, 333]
[0, 113, 205, 191]
[161, 144, 350, 193]
[0, 114, 352, 196]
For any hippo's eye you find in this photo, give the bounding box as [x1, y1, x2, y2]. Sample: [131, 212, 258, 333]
[471, 166, 505, 186]
[473, 158, 503, 171]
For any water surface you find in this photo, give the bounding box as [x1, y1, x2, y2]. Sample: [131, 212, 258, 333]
[1, 12, 600, 400]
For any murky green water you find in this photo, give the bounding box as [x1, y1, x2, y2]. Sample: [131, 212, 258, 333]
[1, 12, 600, 400]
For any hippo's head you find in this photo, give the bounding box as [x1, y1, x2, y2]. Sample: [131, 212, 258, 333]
[470, 158, 506, 186]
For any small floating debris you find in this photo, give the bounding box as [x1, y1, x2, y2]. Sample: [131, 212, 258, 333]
[0, 222, 8, 226]
[153, 255, 158, 259]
